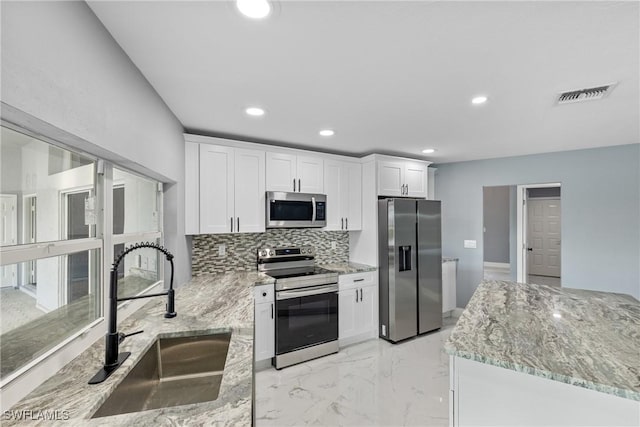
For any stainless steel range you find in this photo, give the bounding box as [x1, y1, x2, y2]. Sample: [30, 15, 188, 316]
[258, 246, 339, 369]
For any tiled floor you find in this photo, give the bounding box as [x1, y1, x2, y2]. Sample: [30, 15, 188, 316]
[255, 316, 458, 426]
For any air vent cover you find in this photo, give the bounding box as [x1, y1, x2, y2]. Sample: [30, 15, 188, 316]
[557, 83, 616, 105]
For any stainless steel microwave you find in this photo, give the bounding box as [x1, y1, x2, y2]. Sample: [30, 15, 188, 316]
[266, 192, 327, 228]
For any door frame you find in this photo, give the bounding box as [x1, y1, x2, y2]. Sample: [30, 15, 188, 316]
[516, 183, 561, 283]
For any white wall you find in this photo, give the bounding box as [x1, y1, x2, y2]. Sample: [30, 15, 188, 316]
[0, 0, 188, 409]
[436, 143, 640, 307]
[1, 0, 188, 286]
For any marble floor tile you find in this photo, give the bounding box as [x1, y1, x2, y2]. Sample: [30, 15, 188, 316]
[255, 317, 458, 426]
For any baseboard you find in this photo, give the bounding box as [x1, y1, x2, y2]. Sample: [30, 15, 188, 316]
[484, 262, 510, 269]
[254, 358, 273, 372]
[452, 307, 465, 318]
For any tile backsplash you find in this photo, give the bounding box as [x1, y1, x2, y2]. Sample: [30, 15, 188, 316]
[192, 229, 349, 276]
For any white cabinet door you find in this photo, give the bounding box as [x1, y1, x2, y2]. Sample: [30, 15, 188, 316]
[356, 285, 377, 337]
[324, 160, 344, 231]
[254, 301, 275, 362]
[185, 142, 200, 234]
[266, 152, 297, 192]
[199, 145, 234, 234]
[234, 148, 265, 233]
[404, 162, 428, 198]
[338, 289, 358, 341]
[345, 162, 362, 231]
[442, 260, 457, 313]
[378, 160, 404, 197]
[297, 155, 324, 193]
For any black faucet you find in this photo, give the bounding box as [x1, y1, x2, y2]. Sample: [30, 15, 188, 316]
[89, 242, 177, 384]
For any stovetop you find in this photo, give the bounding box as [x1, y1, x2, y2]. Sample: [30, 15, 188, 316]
[265, 266, 336, 280]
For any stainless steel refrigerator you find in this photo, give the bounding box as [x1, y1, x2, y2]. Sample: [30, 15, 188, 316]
[378, 198, 442, 343]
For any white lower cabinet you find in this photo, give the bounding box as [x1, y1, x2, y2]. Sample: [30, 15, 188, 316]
[254, 285, 275, 362]
[442, 259, 457, 313]
[338, 271, 378, 347]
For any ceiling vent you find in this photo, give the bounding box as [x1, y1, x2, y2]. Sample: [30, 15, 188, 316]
[556, 83, 616, 105]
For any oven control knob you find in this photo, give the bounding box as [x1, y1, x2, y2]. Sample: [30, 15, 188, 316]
[259, 250, 266, 257]
[269, 251, 274, 256]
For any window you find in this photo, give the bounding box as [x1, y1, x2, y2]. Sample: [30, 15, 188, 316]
[0, 126, 101, 381]
[0, 126, 164, 385]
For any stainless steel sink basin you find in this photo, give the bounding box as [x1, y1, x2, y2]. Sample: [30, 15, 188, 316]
[92, 332, 231, 418]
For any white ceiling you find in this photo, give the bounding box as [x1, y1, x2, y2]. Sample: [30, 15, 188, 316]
[88, 1, 639, 163]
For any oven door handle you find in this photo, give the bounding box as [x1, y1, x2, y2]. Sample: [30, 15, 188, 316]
[276, 284, 338, 300]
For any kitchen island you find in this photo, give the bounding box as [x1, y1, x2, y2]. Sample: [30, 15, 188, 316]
[5, 272, 273, 426]
[445, 280, 640, 426]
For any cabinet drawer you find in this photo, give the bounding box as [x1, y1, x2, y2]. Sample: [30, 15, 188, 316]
[254, 284, 274, 303]
[338, 271, 375, 290]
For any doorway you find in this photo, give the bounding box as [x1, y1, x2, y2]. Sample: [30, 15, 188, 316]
[63, 190, 92, 303]
[516, 183, 562, 286]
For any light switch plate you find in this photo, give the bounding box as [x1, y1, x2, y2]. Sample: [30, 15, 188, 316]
[464, 240, 477, 249]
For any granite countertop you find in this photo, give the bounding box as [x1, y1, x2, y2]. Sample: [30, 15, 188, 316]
[7, 271, 269, 426]
[320, 262, 377, 274]
[442, 257, 458, 263]
[445, 280, 640, 401]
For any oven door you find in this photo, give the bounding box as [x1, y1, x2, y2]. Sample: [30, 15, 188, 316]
[266, 192, 326, 228]
[275, 284, 338, 355]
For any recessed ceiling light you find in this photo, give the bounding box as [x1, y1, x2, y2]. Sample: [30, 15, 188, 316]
[236, 0, 271, 19]
[245, 107, 265, 116]
[472, 96, 488, 105]
[319, 129, 335, 137]
[422, 148, 436, 154]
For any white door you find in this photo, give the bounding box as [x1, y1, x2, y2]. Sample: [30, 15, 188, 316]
[404, 162, 428, 198]
[527, 199, 561, 277]
[234, 148, 265, 233]
[266, 152, 297, 192]
[200, 145, 234, 234]
[254, 301, 275, 361]
[338, 289, 358, 342]
[356, 285, 377, 337]
[296, 155, 323, 193]
[1, 194, 18, 287]
[345, 162, 362, 230]
[324, 160, 344, 230]
[377, 160, 404, 196]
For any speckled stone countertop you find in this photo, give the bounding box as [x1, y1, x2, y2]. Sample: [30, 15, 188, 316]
[320, 262, 377, 274]
[6, 271, 271, 426]
[442, 257, 458, 263]
[445, 280, 640, 401]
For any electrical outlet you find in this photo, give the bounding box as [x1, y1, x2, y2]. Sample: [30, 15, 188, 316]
[218, 244, 226, 257]
[331, 241, 337, 250]
[464, 240, 477, 249]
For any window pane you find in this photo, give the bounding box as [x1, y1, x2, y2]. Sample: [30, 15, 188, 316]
[113, 240, 161, 300]
[0, 126, 95, 247]
[113, 169, 159, 234]
[0, 249, 100, 379]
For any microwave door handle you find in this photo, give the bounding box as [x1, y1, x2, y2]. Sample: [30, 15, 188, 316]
[311, 196, 316, 222]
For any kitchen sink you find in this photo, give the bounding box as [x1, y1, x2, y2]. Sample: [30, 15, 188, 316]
[92, 332, 231, 418]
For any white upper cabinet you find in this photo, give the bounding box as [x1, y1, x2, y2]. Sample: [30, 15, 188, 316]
[323, 160, 362, 231]
[234, 148, 266, 233]
[199, 144, 234, 234]
[186, 142, 265, 235]
[266, 152, 323, 193]
[377, 157, 429, 198]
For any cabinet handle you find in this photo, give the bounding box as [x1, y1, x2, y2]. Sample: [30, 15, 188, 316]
[271, 303, 274, 319]
[341, 218, 344, 230]
[293, 179, 296, 192]
[298, 179, 301, 192]
[360, 288, 363, 301]
[355, 289, 359, 303]
[237, 217, 240, 232]
[405, 184, 409, 195]
[230, 217, 233, 233]
[353, 278, 364, 282]
[401, 184, 405, 195]
[345, 218, 348, 230]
